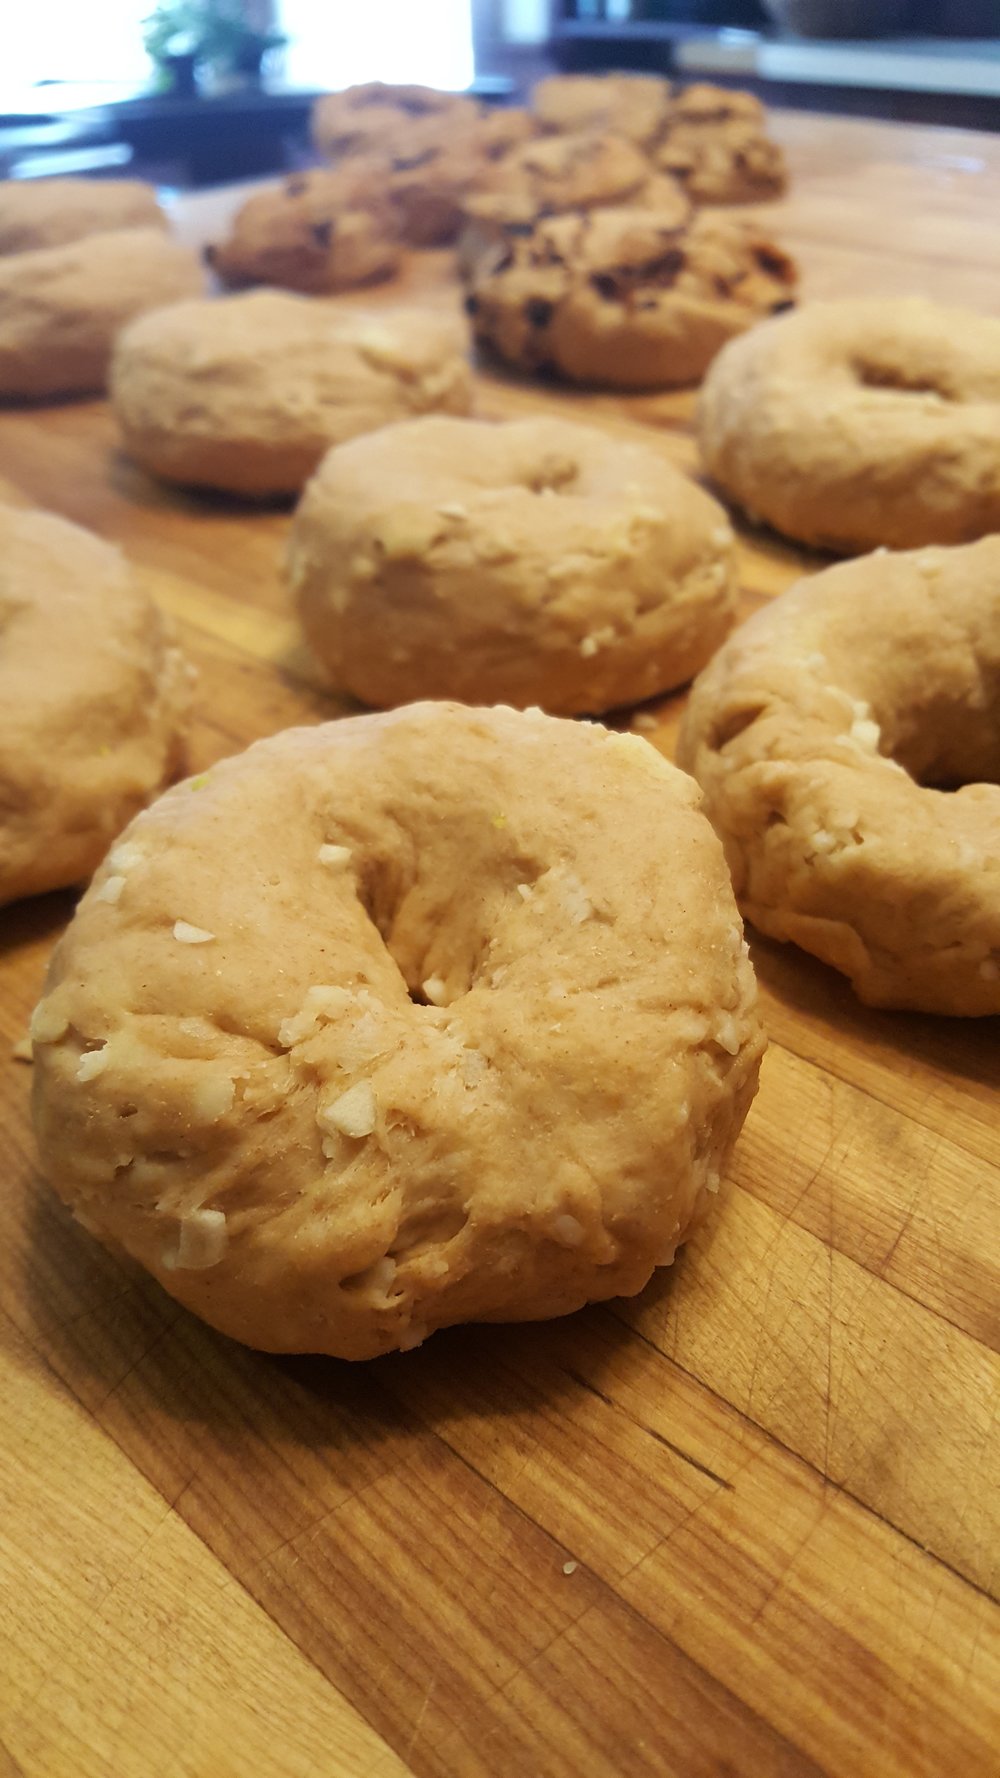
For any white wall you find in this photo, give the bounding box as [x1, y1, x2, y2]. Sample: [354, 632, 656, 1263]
[280, 0, 474, 91]
[3, 0, 150, 89]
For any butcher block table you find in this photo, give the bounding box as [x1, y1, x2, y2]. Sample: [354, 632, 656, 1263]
[1, 110, 999, 1778]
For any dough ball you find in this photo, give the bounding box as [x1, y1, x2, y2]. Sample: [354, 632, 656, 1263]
[109, 290, 473, 497]
[289, 413, 738, 712]
[32, 702, 765, 1359]
[651, 85, 786, 206]
[206, 166, 400, 294]
[698, 297, 1000, 551]
[677, 537, 1000, 1013]
[532, 74, 673, 150]
[464, 206, 797, 388]
[0, 176, 166, 256]
[0, 227, 204, 399]
[0, 504, 193, 905]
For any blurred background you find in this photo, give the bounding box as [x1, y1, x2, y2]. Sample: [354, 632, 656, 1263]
[2, 0, 998, 186]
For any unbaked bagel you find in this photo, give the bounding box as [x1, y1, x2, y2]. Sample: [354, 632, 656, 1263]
[289, 414, 738, 713]
[31, 702, 764, 1360]
[0, 176, 165, 256]
[109, 291, 472, 498]
[698, 298, 1000, 552]
[0, 228, 204, 400]
[676, 537, 1000, 1014]
[0, 504, 192, 906]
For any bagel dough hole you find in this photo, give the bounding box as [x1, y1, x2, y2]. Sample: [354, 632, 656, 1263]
[879, 674, 1000, 790]
[852, 356, 954, 401]
[353, 840, 545, 1010]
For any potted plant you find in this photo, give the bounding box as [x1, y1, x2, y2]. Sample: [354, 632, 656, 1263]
[143, 3, 204, 94]
[199, 1, 287, 83]
[143, 2, 286, 93]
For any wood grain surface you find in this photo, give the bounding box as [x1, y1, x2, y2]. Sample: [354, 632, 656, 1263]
[2, 110, 999, 1778]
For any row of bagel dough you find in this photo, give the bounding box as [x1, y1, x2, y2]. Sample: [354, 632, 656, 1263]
[14, 505, 998, 1369]
[4, 122, 997, 550]
[3, 379, 998, 1018]
[0, 122, 997, 1020]
[3, 189, 995, 564]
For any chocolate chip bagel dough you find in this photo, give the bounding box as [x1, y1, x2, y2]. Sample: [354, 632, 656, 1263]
[110, 291, 473, 497]
[32, 702, 765, 1359]
[464, 206, 796, 388]
[0, 505, 192, 905]
[206, 166, 400, 294]
[677, 538, 1000, 1013]
[480, 129, 660, 217]
[531, 73, 673, 150]
[289, 414, 738, 712]
[653, 85, 787, 204]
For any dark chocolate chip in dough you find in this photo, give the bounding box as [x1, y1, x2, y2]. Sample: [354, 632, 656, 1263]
[525, 297, 555, 328]
[590, 272, 619, 302]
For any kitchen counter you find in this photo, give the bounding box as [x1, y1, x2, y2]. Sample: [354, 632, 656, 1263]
[1, 108, 998, 1778]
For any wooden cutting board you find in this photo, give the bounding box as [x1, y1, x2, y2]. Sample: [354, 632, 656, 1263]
[1, 110, 998, 1778]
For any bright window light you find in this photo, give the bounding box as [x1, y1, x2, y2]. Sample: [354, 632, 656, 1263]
[3, 1, 150, 90]
[280, 0, 474, 92]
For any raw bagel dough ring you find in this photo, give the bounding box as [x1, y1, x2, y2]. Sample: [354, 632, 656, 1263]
[289, 413, 739, 713]
[0, 176, 166, 256]
[31, 702, 765, 1360]
[676, 538, 1000, 1014]
[0, 504, 193, 906]
[0, 228, 204, 400]
[109, 291, 473, 498]
[698, 298, 1000, 552]
[463, 207, 797, 389]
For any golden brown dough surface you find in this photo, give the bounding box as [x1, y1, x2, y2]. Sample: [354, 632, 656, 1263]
[698, 298, 1000, 552]
[110, 290, 473, 497]
[0, 505, 192, 905]
[0, 227, 204, 399]
[0, 176, 166, 255]
[311, 82, 481, 160]
[32, 703, 764, 1359]
[677, 539, 1000, 1013]
[290, 413, 737, 712]
[532, 74, 673, 149]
